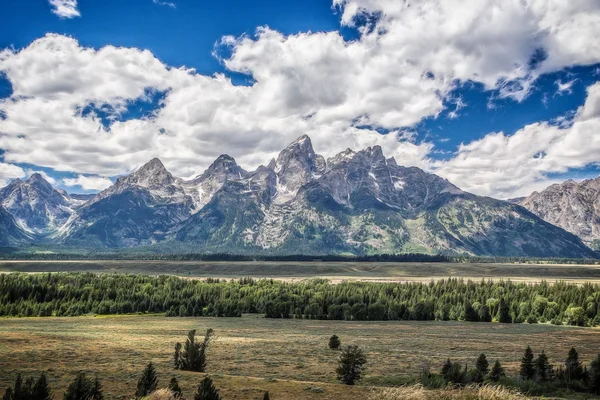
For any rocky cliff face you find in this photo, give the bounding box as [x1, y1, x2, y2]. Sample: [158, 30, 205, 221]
[519, 177, 600, 248]
[0, 173, 81, 234]
[0, 206, 31, 246]
[169, 136, 593, 257]
[0, 135, 595, 257]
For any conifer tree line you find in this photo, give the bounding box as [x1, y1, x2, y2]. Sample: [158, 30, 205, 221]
[431, 346, 600, 395]
[1, 273, 599, 326]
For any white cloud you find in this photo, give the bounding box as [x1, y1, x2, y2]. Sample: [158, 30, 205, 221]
[62, 175, 113, 191]
[0, 163, 25, 187]
[556, 79, 576, 95]
[153, 0, 176, 8]
[48, 0, 80, 19]
[0, 0, 599, 198]
[433, 81, 600, 199]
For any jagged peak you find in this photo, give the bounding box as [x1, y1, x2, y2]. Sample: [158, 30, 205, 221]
[209, 154, 238, 169]
[28, 173, 46, 182]
[126, 158, 174, 187]
[292, 134, 311, 145]
[281, 134, 315, 154]
[137, 157, 167, 173]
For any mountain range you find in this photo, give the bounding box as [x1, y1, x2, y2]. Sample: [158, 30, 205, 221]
[517, 177, 600, 250]
[0, 135, 595, 258]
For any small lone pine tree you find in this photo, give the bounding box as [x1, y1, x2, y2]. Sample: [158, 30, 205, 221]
[168, 377, 182, 399]
[329, 335, 341, 350]
[262, 391, 270, 400]
[535, 351, 551, 382]
[475, 353, 489, 382]
[489, 360, 505, 382]
[336, 345, 367, 385]
[135, 362, 158, 398]
[440, 359, 466, 383]
[520, 346, 535, 380]
[194, 377, 221, 400]
[63, 373, 103, 400]
[176, 329, 214, 372]
[566, 347, 584, 382]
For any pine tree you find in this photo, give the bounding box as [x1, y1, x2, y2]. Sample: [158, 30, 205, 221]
[32, 373, 53, 400]
[2, 388, 12, 400]
[179, 329, 214, 372]
[475, 353, 489, 382]
[136, 362, 158, 398]
[168, 377, 182, 398]
[590, 354, 600, 395]
[463, 302, 478, 322]
[566, 347, 584, 382]
[262, 392, 270, 400]
[534, 351, 551, 382]
[478, 305, 492, 322]
[441, 358, 453, 379]
[90, 379, 103, 400]
[174, 343, 182, 370]
[194, 377, 221, 400]
[489, 360, 505, 382]
[520, 346, 535, 380]
[336, 345, 367, 385]
[328, 335, 341, 350]
[497, 298, 512, 323]
[12, 374, 23, 400]
[23, 377, 35, 400]
[63, 373, 103, 400]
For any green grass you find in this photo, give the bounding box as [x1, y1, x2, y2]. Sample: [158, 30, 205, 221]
[1, 315, 599, 399]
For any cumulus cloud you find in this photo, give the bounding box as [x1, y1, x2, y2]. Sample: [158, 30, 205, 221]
[62, 175, 113, 191]
[0, 0, 599, 198]
[433, 81, 600, 199]
[0, 163, 25, 187]
[48, 0, 80, 19]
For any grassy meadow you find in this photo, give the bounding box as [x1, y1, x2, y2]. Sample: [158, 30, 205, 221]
[1, 315, 600, 399]
[2, 260, 600, 283]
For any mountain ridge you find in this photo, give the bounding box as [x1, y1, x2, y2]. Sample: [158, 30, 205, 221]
[518, 176, 600, 250]
[0, 136, 595, 258]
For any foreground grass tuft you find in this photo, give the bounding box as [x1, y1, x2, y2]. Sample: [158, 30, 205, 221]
[370, 384, 528, 400]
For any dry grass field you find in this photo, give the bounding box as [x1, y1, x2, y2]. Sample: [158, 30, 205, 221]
[1, 315, 599, 399]
[2, 260, 600, 283]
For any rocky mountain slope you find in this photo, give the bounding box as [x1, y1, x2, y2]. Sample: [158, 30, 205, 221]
[0, 173, 84, 234]
[0, 206, 31, 246]
[0, 136, 595, 257]
[518, 177, 600, 249]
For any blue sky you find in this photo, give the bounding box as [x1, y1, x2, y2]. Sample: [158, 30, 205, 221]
[0, 0, 599, 198]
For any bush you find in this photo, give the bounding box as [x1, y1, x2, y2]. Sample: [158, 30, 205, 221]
[329, 334, 341, 350]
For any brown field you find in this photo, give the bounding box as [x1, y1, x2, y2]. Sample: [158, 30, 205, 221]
[2, 260, 600, 283]
[1, 315, 599, 399]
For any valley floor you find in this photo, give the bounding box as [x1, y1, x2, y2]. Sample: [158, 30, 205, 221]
[1, 316, 599, 399]
[2, 260, 600, 283]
